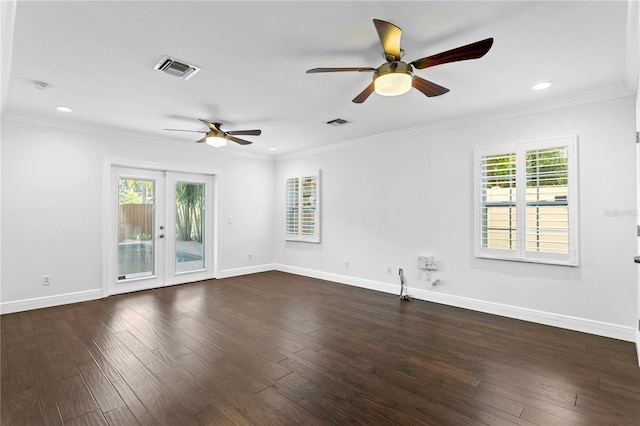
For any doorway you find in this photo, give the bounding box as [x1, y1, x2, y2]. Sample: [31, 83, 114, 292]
[108, 166, 215, 295]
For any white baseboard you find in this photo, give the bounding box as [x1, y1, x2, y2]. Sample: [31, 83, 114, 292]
[275, 264, 399, 294]
[273, 264, 636, 343]
[410, 288, 636, 342]
[2, 266, 636, 346]
[219, 263, 277, 279]
[0, 264, 278, 314]
[0, 289, 102, 315]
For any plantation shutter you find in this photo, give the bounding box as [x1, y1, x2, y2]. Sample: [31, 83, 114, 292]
[479, 152, 517, 252]
[285, 171, 320, 242]
[525, 146, 569, 255]
[475, 136, 578, 266]
[285, 177, 299, 236]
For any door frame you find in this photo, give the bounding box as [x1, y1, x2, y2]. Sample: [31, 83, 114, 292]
[102, 157, 222, 297]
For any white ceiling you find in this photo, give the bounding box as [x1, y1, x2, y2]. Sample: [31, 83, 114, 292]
[2, 1, 638, 157]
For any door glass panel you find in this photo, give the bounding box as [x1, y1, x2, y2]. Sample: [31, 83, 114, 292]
[117, 178, 155, 279]
[175, 182, 205, 272]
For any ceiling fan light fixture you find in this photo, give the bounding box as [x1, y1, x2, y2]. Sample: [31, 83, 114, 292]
[373, 62, 413, 96]
[205, 136, 227, 148]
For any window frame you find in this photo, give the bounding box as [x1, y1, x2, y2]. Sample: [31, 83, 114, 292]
[474, 136, 579, 266]
[285, 170, 320, 243]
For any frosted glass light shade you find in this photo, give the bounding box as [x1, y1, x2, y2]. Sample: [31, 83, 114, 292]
[374, 72, 412, 96]
[205, 136, 227, 148]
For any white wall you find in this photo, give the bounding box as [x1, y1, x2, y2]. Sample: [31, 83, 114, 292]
[2, 96, 638, 342]
[1, 118, 275, 310]
[275, 95, 638, 340]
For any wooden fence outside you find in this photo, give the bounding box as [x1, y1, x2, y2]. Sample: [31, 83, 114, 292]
[118, 204, 153, 241]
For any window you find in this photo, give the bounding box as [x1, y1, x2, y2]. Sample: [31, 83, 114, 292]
[475, 136, 578, 265]
[286, 171, 320, 242]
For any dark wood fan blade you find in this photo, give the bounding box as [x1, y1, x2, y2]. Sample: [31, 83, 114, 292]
[410, 38, 494, 69]
[164, 128, 207, 133]
[196, 136, 207, 143]
[412, 76, 450, 97]
[373, 19, 402, 61]
[352, 82, 375, 103]
[307, 67, 375, 73]
[226, 130, 262, 136]
[227, 136, 253, 145]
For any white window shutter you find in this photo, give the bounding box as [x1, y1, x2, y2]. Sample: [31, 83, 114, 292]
[285, 171, 320, 243]
[475, 136, 578, 266]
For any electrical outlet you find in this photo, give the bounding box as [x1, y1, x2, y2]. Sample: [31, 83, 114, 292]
[418, 256, 428, 269]
[42, 275, 51, 286]
[248, 253, 252, 261]
[344, 260, 349, 269]
[387, 265, 392, 274]
[417, 270, 422, 280]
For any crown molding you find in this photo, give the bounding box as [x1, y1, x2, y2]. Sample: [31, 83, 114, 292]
[3, 82, 633, 164]
[1, 111, 275, 162]
[624, 0, 639, 93]
[277, 84, 635, 161]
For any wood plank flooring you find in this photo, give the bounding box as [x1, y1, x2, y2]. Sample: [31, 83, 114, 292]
[1, 271, 639, 425]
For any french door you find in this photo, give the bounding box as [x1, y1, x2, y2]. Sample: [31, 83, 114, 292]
[109, 167, 214, 295]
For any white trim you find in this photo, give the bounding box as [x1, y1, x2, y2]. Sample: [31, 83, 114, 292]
[2, 88, 632, 163]
[624, 0, 639, 93]
[1, 112, 274, 162]
[273, 264, 636, 343]
[0, 289, 102, 315]
[278, 86, 633, 161]
[275, 264, 398, 295]
[219, 263, 277, 279]
[411, 288, 635, 342]
[2, 263, 635, 344]
[1, 0, 17, 113]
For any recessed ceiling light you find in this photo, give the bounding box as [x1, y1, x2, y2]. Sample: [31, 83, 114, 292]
[532, 81, 553, 91]
[267, 147, 277, 151]
[56, 106, 72, 112]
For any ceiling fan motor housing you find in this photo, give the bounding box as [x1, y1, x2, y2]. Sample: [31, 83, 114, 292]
[209, 123, 225, 137]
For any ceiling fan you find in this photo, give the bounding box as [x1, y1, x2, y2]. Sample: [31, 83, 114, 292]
[164, 119, 261, 148]
[307, 19, 494, 103]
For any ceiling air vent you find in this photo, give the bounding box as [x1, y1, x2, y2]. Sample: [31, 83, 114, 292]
[154, 56, 201, 80]
[326, 118, 349, 126]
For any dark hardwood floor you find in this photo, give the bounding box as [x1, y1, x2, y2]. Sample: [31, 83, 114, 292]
[1, 271, 639, 425]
